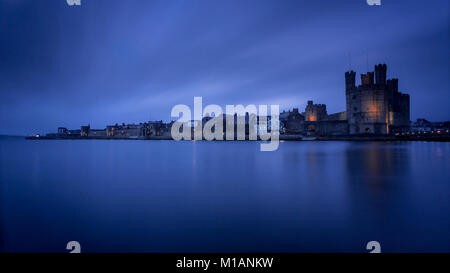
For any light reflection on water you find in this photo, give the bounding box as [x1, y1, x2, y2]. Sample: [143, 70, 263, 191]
[0, 139, 448, 252]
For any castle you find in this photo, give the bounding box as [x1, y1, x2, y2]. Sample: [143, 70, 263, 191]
[281, 63, 410, 135]
[345, 64, 410, 134]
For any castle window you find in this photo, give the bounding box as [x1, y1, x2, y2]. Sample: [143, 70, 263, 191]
[352, 95, 356, 99]
[365, 127, 370, 133]
[353, 107, 357, 111]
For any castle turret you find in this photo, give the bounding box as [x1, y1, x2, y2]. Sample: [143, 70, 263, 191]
[375, 64, 387, 85]
[387, 78, 398, 92]
[361, 72, 374, 86]
[345, 70, 356, 91]
[305, 100, 327, 122]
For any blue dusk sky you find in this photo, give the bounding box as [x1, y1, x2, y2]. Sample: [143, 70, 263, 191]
[0, 0, 448, 135]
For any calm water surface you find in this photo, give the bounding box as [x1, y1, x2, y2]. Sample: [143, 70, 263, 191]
[0, 138, 449, 252]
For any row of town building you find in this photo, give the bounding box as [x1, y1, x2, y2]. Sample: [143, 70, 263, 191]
[47, 121, 172, 138]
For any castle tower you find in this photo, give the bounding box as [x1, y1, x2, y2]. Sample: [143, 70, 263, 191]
[387, 78, 398, 92]
[305, 100, 327, 122]
[360, 72, 374, 86]
[345, 70, 360, 132]
[346, 63, 410, 135]
[345, 70, 356, 92]
[375, 64, 387, 85]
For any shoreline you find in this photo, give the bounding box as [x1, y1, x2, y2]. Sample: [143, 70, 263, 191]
[24, 134, 450, 142]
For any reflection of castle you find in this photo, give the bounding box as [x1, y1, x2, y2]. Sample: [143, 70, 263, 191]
[281, 63, 410, 136]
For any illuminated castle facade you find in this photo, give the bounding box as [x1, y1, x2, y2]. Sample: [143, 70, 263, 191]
[345, 64, 410, 134]
[281, 63, 410, 136]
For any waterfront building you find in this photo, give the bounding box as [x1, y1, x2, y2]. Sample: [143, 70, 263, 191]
[304, 101, 327, 122]
[106, 123, 141, 137]
[345, 64, 410, 134]
[141, 121, 168, 136]
[280, 63, 411, 136]
[89, 129, 107, 136]
[283, 108, 305, 134]
[67, 129, 81, 136]
[58, 127, 68, 135]
[80, 125, 90, 136]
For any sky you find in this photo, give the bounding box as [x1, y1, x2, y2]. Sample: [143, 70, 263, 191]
[0, 0, 448, 135]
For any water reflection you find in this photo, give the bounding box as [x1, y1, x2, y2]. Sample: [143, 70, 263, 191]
[0, 139, 448, 252]
[345, 142, 412, 186]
